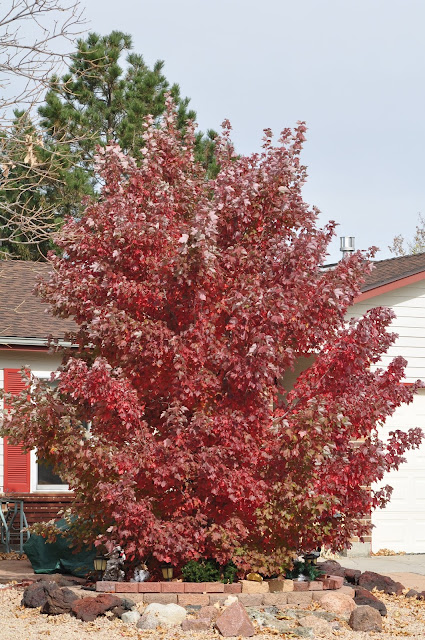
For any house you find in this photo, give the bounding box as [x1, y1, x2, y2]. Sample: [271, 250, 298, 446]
[347, 252, 425, 556]
[0, 261, 75, 526]
[1, 255, 425, 553]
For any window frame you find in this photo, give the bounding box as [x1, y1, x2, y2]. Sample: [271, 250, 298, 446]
[30, 371, 70, 493]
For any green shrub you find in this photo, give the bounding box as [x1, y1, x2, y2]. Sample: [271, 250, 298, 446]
[181, 559, 238, 583]
[222, 562, 238, 584]
[285, 560, 322, 581]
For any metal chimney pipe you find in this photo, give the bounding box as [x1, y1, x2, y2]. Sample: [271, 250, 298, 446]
[340, 236, 355, 259]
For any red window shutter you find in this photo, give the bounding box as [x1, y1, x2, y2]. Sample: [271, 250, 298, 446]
[3, 369, 30, 492]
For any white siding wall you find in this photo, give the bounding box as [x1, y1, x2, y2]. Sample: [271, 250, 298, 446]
[0, 350, 62, 493]
[349, 282, 425, 552]
[369, 390, 425, 553]
[348, 281, 425, 383]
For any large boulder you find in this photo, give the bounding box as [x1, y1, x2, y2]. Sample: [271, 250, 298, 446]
[137, 603, 187, 630]
[349, 605, 383, 632]
[215, 601, 255, 637]
[354, 586, 387, 616]
[71, 593, 122, 622]
[41, 587, 79, 615]
[358, 571, 404, 595]
[22, 581, 59, 608]
[318, 592, 356, 616]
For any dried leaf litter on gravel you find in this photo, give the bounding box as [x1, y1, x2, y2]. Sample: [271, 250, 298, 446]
[1, 587, 425, 639]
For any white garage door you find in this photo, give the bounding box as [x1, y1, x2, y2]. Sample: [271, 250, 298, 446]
[372, 390, 425, 553]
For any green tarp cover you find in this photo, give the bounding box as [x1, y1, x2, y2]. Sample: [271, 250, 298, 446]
[23, 519, 96, 577]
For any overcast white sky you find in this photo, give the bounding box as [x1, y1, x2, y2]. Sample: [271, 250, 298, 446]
[81, 1, 425, 261]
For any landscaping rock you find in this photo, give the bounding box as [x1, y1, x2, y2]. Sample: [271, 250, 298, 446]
[339, 585, 355, 598]
[358, 570, 404, 595]
[405, 589, 419, 598]
[354, 586, 387, 616]
[181, 616, 211, 632]
[198, 605, 218, 621]
[181, 605, 217, 631]
[215, 601, 255, 637]
[298, 614, 334, 635]
[71, 593, 122, 622]
[263, 605, 279, 615]
[312, 610, 339, 622]
[344, 568, 361, 585]
[317, 592, 356, 615]
[55, 576, 81, 588]
[317, 560, 345, 577]
[416, 591, 425, 600]
[121, 610, 141, 624]
[291, 628, 314, 639]
[248, 609, 293, 633]
[41, 587, 79, 615]
[349, 605, 383, 632]
[121, 597, 136, 610]
[22, 581, 59, 608]
[137, 603, 187, 630]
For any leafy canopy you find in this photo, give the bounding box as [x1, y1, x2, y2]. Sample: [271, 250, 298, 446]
[1, 100, 422, 574]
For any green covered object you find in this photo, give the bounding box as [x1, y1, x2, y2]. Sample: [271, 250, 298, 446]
[23, 519, 96, 577]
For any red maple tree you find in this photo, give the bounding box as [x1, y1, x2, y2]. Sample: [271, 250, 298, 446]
[2, 99, 423, 573]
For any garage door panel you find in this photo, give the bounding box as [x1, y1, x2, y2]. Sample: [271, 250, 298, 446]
[371, 517, 408, 552]
[371, 392, 425, 553]
[372, 512, 425, 552]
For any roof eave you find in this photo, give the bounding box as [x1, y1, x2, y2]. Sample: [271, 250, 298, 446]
[356, 269, 425, 303]
[0, 336, 72, 347]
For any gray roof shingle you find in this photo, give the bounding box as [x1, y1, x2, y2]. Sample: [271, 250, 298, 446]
[362, 252, 425, 292]
[0, 261, 75, 342]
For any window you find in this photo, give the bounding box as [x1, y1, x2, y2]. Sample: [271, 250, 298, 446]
[31, 371, 69, 492]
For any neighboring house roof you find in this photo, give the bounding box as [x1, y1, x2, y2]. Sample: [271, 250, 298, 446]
[0, 261, 75, 346]
[357, 252, 425, 302]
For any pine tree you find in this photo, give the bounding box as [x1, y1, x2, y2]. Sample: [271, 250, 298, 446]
[38, 30, 218, 219]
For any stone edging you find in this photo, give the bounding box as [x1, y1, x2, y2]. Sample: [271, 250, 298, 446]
[92, 583, 353, 608]
[96, 575, 346, 602]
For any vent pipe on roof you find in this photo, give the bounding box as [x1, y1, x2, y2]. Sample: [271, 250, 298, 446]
[340, 236, 355, 259]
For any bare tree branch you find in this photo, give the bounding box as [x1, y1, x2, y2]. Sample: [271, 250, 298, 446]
[0, 0, 86, 118]
[0, 1, 87, 258]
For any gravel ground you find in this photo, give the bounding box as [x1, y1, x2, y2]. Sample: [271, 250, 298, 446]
[1, 588, 425, 639]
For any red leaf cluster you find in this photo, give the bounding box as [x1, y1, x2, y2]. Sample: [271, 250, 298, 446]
[1, 99, 422, 573]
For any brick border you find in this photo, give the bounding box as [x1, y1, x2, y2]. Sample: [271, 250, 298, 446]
[96, 575, 344, 594]
[91, 585, 354, 607]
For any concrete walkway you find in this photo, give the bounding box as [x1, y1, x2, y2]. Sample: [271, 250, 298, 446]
[336, 554, 425, 592]
[339, 554, 425, 574]
[0, 559, 85, 585]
